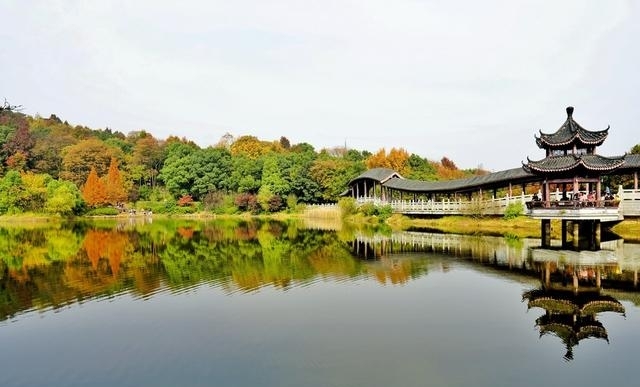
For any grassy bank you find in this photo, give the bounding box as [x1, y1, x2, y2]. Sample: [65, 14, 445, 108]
[393, 214, 640, 241]
[391, 215, 543, 238]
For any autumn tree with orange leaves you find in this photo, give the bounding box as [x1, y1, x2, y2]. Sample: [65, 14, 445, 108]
[104, 157, 127, 205]
[82, 158, 127, 207]
[82, 166, 106, 207]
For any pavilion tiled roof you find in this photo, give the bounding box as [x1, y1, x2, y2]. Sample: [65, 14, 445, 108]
[620, 153, 640, 170]
[348, 168, 401, 185]
[381, 167, 536, 193]
[535, 107, 609, 148]
[523, 154, 625, 174]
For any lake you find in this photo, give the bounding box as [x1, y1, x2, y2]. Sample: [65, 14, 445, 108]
[1, 219, 639, 387]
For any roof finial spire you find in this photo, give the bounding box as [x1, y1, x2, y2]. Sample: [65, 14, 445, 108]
[566, 106, 574, 118]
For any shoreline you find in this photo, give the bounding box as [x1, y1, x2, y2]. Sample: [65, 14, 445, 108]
[2, 212, 639, 242]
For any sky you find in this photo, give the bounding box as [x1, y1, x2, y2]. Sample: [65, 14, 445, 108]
[1, 0, 639, 171]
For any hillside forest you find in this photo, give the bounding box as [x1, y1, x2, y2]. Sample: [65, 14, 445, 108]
[0, 101, 589, 216]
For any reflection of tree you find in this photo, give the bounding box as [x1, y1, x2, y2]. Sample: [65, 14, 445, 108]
[82, 230, 130, 276]
[523, 288, 625, 361]
[0, 220, 370, 321]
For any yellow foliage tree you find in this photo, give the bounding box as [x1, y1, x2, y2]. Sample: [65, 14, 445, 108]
[365, 147, 410, 175]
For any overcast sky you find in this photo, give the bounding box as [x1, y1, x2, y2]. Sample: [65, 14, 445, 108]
[2, 0, 639, 171]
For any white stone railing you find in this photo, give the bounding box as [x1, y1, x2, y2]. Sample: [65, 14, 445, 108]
[620, 188, 640, 216]
[355, 188, 640, 217]
[357, 194, 532, 216]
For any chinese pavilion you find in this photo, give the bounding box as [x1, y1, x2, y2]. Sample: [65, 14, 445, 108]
[523, 106, 626, 203]
[523, 107, 627, 248]
[345, 105, 640, 247]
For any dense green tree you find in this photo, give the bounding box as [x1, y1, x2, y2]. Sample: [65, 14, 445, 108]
[0, 171, 27, 214]
[406, 154, 438, 181]
[261, 154, 291, 196]
[159, 142, 198, 197]
[45, 179, 83, 215]
[310, 158, 365, 202]
[190, 148, 233, 198]
[229, 155, 262, 193]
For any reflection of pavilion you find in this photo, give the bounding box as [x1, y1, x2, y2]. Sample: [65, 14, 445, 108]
[526, 247, 626, 361]
[531, 247, 621, 292]
[523, 288, 624, 361]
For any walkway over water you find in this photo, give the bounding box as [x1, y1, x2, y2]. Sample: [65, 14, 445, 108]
[357, 188, 640, 218]
[345, 107, 640, 228]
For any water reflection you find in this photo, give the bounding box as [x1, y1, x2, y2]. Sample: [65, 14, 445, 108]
[523, 288, 624, 361]
[0, 220, 370, 322]
[351, 230, 639, 360]
[2, 220, 639, 363]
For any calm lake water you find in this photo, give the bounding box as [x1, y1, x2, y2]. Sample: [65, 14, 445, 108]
[1, 219, 640, 387]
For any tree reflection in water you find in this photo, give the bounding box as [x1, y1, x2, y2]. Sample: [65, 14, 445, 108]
[0, 220, 365, 322]
[1, 223, 638, 362]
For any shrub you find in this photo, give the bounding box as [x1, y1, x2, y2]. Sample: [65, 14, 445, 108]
[338, 197, 357, 217]
[286, 194, 298, 212]
[85, 207, 119, 216]
[235, 193, 260, 213]
[178, 194, 194, 207]
[203, 191, 225, 211]
[359, 202, 377, 216]
[267, 195, 284, 212]
[504, 202, 524, 220]
[377, 205, 394, 220]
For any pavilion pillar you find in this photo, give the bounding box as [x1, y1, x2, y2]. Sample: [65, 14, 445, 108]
[635, 172, 638, 190]
[364, 181, 367, 199]
[544, 181, 550, 202]
[561, 220, 568, 246]
[573, 271, 579, 293]
[595, 221, 601, 247]
[493, 188, 497, 199]
[356, 183, 359, 198]
[572, 222, 580, 249]
[509, 182, 513, 197]
[596, 268, 602, 289]
[541, 219, 551, 248]
[596, 179, 602, 201]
